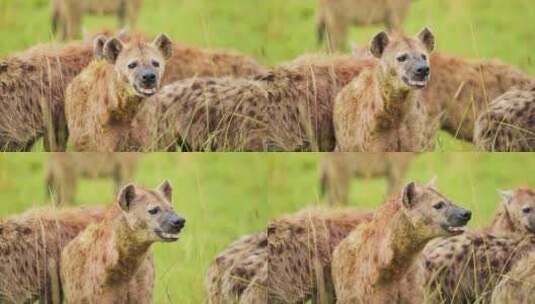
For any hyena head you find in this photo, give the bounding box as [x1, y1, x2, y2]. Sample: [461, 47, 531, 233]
[117, 180, 186, 243]
[370, 28, 435, 90]
[103, 33, 173, 97]
[400, 179, 471, 240]
[499, 188, 535, 234]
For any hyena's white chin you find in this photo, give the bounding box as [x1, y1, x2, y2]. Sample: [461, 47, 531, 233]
[402, 75, 428, 89]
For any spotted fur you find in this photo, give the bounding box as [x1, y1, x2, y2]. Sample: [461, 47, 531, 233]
[267, 208, 373, 303]
[60, 182, 184, 303]
[423, 187, 535, 303]
[334, 30, 438, 152]
[475, 85, 535, 151]
[351, 48, 535, 144]
[491, 250, 535, 304]
[0, 207, 106, 303]
[205, 232, 267, 304]
[0, 31, 263, 152]
[143, 54, 374, 151]
[422, 233, 535, 304]
[424, 54, 534, 142]
[206, 208, 373, 304]
[332, 182, 470, 303]
[0, 41, 94, 151]
[65, 35, 173, 152]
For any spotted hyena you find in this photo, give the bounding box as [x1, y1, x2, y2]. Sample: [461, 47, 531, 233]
[65, 34, 173, 151]
[474, 86, 535, 152]
[487, 188, 535, 236]
[205, 232, 267, 304]
[0, 207, 106, 304]
[424, 54, 534, 143]
[0, 30, 264, 152]
[422, 187, 535, 303]
[316, 0, 413, 51]
[320, 152, 416, 205]
[144, 54, 374, 151]
[422, 233, 535, 304]
[491, 250, 535, 304]
[346, 44, 535, 144]
[61, 181, 185, 303]
[332, 181, 471, 303]
[45, 152, 140, 205]
[51, 0, 143, 41]
[334, 28, 438, 152]
[267, 208, 373, 304]
[0, 40, 95, 151]
[205, 208, 373, 304]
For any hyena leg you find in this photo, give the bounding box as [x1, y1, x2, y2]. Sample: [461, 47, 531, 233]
[63, 0, 83, 40]
[117, 0, 126, 27]
[386, 168, 404, 196]
[384, 9, 403, 32]
[324, 16, 349, 52]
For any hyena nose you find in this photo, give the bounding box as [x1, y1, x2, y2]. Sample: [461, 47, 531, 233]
[142, 72, 156, 85]
[459, 209, 472, 222]
[172, 216, 186, 230]
[416, 66, 430, 77]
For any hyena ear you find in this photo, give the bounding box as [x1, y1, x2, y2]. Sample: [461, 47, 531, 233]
[153, 33, 173, 60]
[117, 27, 131, 41]
[93, 35, 107, 60]
[402, 182, 418, 209]
[498, 190, 514, 204]
[417, 27, 435, 53]
[103, 38, 124, 64]
[426, 176, 438, 189]
[0, 61, 7, 73]
[118, 184, 136, 211]
[370, 31, 390, 58]
[158, 180, 173, 201]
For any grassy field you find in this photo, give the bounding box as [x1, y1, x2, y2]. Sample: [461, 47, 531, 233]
[1, 0, 534, 150]
[0, 0, 534, 302]
[0, 153, 533, 303]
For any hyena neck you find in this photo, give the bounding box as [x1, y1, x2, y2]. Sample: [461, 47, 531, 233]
[375, 209, 427, 284]
[107, 73, 145, 124]
[105, 216, 152, 286]
[373, 68, 417, 130]
[489, 207, 517, 235]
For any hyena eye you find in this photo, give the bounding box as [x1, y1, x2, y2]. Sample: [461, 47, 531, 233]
[421, 54, 427, 60]
[148, 207, 161, 215]
[522, 207, 532, 214]
[152, 60, 160, 68]
[128, 62, 138, 69]
[433, 201, 445, 210]
[397, 54, 408, 62]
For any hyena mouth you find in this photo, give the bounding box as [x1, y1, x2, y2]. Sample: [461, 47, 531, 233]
[155, 229, 180, 242]
[134, 84, 158, 97]
[402, 76, 428, 89]
[441, 224, 466, 235]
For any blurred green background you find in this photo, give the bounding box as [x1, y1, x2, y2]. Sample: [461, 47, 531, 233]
[0, 153, 533, 303]
[1, 0, 535, 150]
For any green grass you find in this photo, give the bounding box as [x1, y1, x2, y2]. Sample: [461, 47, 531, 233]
[1, 0, 534, 151]
[0, 1, 534, 301]
[0, 153, 533, 302]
